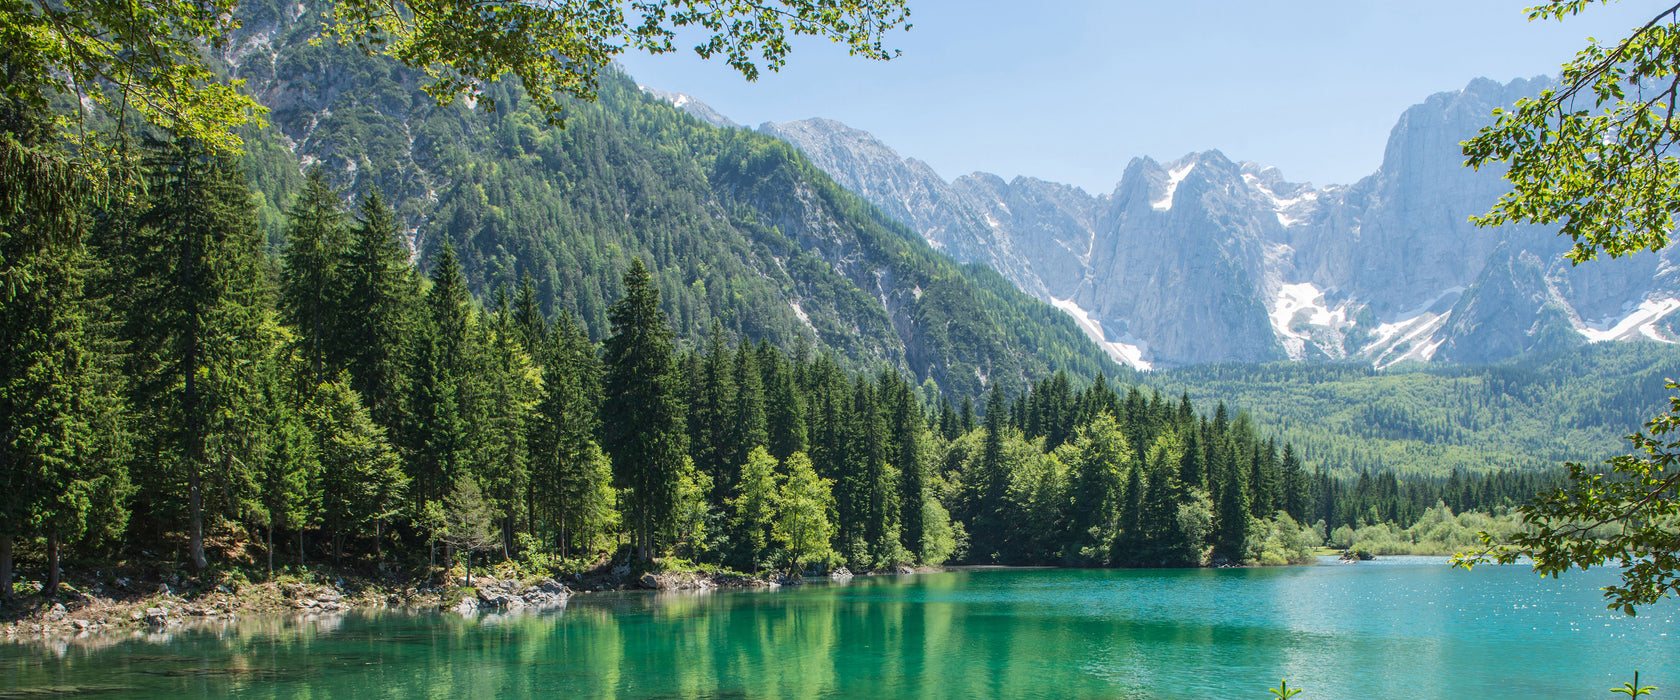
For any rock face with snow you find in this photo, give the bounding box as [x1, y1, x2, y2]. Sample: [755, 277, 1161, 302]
[641, 87, 740, 129]
[761, 77, 1680, 368]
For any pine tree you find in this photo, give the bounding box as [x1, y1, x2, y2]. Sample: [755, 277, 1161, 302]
[336, 188, 413, 430]
[119, 138, 271, 572]
[601, 258, 687, 559]
[971, 384, 1009, 562]
[690, 322, 735, 497]
[760, 342, 806, 461]
[404, 244, 476, 510]
[888, 373, 931, 562]
[480, 292, 536, 557]
[729, 338, 769, 474]
[0, 236, 127, 596]
[529, 311, 615, 558]
[1280, 443, 1305, 522]
[259, 382, 317, 575]
[1214, 442, 1252, 563]
[1141, 433, 1189, 565]
[438, 477, 498, 585]
[280, 168, 347, 387]
[512, 273, 547, 354]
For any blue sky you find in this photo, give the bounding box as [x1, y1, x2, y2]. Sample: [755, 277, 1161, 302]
[618, 0, 1670, 193]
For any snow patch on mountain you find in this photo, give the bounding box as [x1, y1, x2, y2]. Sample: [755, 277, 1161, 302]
[1051, 297, 1153, 370]
[1577, 298, 1680, 343]
[1151, 161, 1196, 212]
[1270, 283, 1341, 337]
[1370, 313, 1454, 369]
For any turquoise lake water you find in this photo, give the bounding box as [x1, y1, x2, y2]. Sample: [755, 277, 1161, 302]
[2, 557, 1675, 699]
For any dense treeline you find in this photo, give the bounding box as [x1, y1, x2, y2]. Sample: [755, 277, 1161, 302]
[6, 133, 1561, 594]
[1152, 348, 1680, 479]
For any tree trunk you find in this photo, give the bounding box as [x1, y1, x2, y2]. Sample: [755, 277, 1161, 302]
[44, 534, 60, 598]
[298, 528, 306, 569]
[375, 520, 383, 564]
[266, 525, 274, 580]
[0, 536, 12, 599]
[189, 461, 207, 571]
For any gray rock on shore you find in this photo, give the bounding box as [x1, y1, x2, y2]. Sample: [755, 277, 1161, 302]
[452, 577, 572, 614]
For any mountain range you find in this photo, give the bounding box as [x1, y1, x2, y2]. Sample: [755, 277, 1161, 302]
[654, 78, 1680, 370]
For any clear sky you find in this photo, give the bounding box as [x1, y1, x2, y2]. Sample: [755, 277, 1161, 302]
[617, 0, 1670, 193]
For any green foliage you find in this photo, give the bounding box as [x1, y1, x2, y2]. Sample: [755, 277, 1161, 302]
[279, 167, 347, 385]
[1339, 502, 1522, 556]
[1153, 345, 1680, 479]
[112, 137, 272, 571]
[1464, 1, 1680, 262]
[1, 0, 262, 156]
[775, 452, 836, 570]
[1612, 670, 1656, 697]
[438, 477, 498, 583]
[305, 372, 407, 561]
[602, 258, 688, 559]
[1249, 512, 1323, 566]
[327, 0, 907, 124]
[729, 447, 781, 571]
[1460, 381, 1680, 614]
[1268, 679, 1303, 699]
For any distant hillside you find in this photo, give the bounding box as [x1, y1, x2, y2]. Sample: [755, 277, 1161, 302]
[1149, 343, 1680, 478]
[220, 0, 1123, 400]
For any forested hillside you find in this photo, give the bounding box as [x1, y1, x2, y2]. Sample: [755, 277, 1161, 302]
[221, 0, 1117, 401]
[1152, 343, 1680, 478]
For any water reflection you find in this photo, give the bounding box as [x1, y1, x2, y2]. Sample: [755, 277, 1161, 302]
[1, 563, 1676, 699]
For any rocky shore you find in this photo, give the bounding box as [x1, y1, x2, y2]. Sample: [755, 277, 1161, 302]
[2, 565, 868, 643]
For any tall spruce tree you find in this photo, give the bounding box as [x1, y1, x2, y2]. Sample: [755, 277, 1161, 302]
[690, 323, 735, 498]
[404, 244, 476, 510]
[601, 259, 687, 559]
[760, 341, 806, 461]
[529, 312, 614, 558]
[729, 338, 769, 478]
[480, 293, 536, 557]
[119, 138, 271, 572]
[971, 384, 1009, 562]
[336, 188, 413, 429]
[280, 168, 347, 387]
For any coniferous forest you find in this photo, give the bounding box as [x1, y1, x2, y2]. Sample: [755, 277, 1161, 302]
[4, 0, 1678, 597]
[0, 129, 1619, 595]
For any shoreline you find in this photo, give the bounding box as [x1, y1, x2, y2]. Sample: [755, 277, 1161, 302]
[1, 563, 935, 645]
[5, 555, 1456, 645]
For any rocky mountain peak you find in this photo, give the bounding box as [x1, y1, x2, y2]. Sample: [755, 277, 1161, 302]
[751, 75, 1680, 369]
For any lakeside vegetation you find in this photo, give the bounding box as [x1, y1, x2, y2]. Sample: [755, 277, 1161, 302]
[0, 132, 1595, 605]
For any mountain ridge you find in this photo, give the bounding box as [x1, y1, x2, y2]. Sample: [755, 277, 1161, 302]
[691, 76, 1680, 370]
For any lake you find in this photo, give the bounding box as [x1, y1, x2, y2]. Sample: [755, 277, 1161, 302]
[3, 557, 1675, 699]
